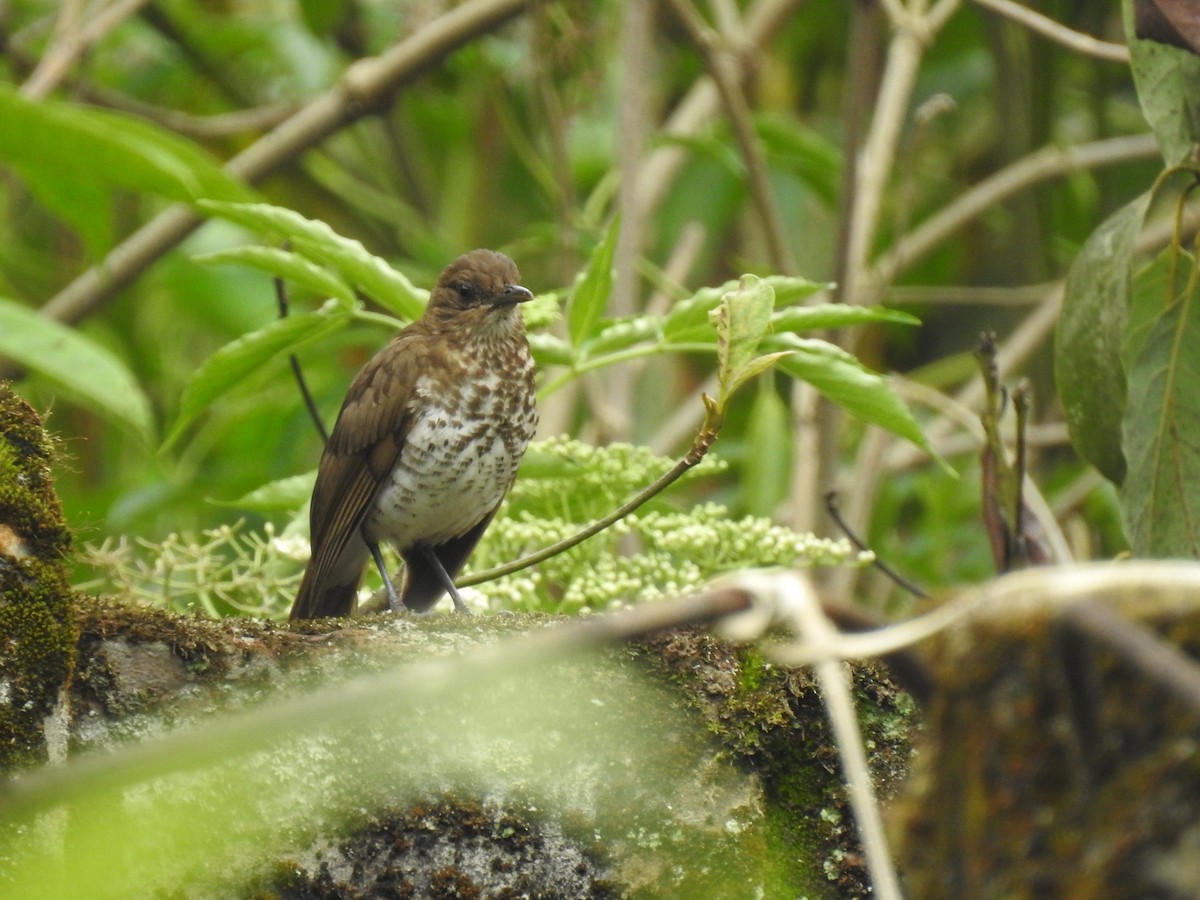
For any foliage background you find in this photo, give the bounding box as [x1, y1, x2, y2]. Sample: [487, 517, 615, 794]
[0, 0, 1166, 613]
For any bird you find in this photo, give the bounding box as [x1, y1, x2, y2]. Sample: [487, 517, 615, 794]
[289, 249, 538, 620]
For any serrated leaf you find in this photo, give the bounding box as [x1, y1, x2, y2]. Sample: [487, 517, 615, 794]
[0, 299, 154, 445]
[0, 85, 254, 205]
[198, 201, 426, 320]
[567, 217, 619, 347]
[1056, 191, 1151, 484]
[771, 304, 919, 333]
[1120, 247, 1200, 557]
[194, 246, 357, 305]
[166, 305, 353, 448]
[710, 274, 776, 399]
[770, 334, 945, 467]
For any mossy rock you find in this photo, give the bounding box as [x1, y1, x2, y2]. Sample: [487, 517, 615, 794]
[0, 383, 78, 772]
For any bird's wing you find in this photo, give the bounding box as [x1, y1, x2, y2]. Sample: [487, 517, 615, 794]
[296, 329, 427, 609]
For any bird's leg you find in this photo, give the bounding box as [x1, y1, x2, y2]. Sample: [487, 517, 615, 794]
[367, 539, 404, 613]
[420, 545, 472, 615]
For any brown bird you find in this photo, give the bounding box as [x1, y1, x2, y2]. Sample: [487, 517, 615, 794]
[289, 249, 538, 620]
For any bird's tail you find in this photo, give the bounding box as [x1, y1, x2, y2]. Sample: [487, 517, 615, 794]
[289, 538, 369, 620]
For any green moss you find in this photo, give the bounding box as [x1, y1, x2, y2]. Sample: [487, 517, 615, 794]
[632, 629, 917, 897]
[0, 383, 79, 772]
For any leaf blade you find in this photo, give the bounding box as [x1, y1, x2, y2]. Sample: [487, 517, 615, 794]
[165, 305, 353, 448]
[1055, 191, 1152, 484]
[198, 201, 426, 320]
[567, 217, 620, 347]
[0, 299, 155, 444]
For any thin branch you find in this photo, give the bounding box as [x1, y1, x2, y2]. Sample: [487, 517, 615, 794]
[358, 395, 725, 613]
[841, 3, 962, 307]
[874, 134, 1161, 286]
[1063, 601, 1200, 720]
[25, 0, 535, 334]
[662, 0, 796, 273]
[972, 0, 1130, 63]
[632, 0, 803, 223]
[722, 571, 904, 900]
[21, 0, 157, 99]
[458, 396, 720, 586]
[825, 491, 929, 598]
[274, 273, 328, 444]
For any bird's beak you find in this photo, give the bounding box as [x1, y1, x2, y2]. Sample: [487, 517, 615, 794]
[493, 284, 534, 307]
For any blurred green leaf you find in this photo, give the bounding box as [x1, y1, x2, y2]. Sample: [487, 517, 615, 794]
[770, 334, 945, 468]
[664, 276, 826, 344]
[1056, 192, 1151, 485]
[738, 383, 792, 516]
[0, 299, 154, 445]
[710, 274, 776, 402]
[567, 216, 619, 347]
[0, 85, 255, 205]
[198, 201, 427, 320]
[1125, 0, 1200, 166]
[193, 246, 357, 305]
[772, 304, 919, 332]
[581, 316, 663, 357]
[222, 472, 317, 512]
[755, 113, 843, 206]
[166, 304, 354, 448]
[1120, 247, 1200, 557]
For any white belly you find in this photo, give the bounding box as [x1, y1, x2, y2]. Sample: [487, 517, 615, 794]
[364, 392, 535, 549]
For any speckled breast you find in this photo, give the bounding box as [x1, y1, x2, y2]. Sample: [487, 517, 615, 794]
[365, 354, 537, 550]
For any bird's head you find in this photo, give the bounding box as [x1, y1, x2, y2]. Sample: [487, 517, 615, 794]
[424, 250, 534, 334]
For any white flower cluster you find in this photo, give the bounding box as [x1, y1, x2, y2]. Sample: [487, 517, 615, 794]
[79, 520, 301, 617]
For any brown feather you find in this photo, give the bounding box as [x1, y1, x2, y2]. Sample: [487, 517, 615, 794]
[290, 249, 537, 620]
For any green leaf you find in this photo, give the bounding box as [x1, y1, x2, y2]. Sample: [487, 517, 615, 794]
[664, 275, 827, 344]
[198, 201, 426, 320]
[221, 472, 317, 512]
[193, 246, 358, 305]
[771, 303, 919, 333]
[770, 334, 945, 467]
[738, 384, 792, 517]
[0, 299, 154, 445]
[166, 304, 353, 448]
[581, 316, 663, 357]
[567, 216, 619, 347]
[1119, 247, 1200, 557]
[527, 333, 576, 368]
[1124, 0, 1200, 166]
[1056, 191, 1152, 485]
[0, 85, 254, 205]
[710, 274, 776, 401]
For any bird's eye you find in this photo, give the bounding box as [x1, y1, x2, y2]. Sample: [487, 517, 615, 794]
[454, 281, 476, 301]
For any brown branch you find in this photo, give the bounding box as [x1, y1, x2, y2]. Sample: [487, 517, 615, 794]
[25, 0, 535, 334]
[661, 0, 796, 274]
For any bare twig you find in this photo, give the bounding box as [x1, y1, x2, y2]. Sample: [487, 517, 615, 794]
[874, 134, 1160, 286]
[21, 0, 157, 99]
[972, 0, 1130, 63]
[25, 0, 535, 335]
[825, 491, 929, 598]
[632, 0, 803, 220]
[274, 272, 328, 444]
[662, 0, 796, 274]
[1063, 602, 1200, 720]
[720, 571, 904, 900]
